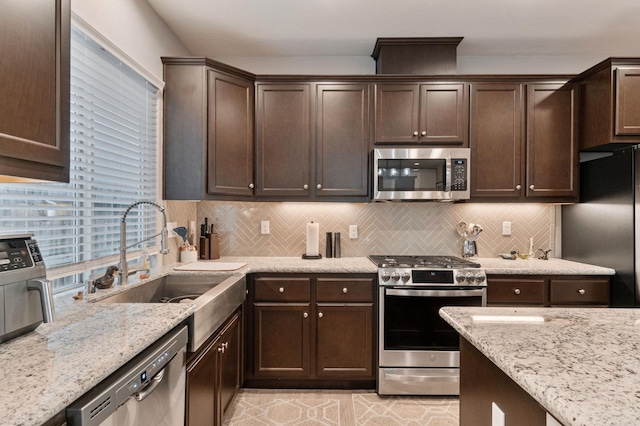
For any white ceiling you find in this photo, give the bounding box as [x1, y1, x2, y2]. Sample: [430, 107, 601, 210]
[146, 0, 640, 59]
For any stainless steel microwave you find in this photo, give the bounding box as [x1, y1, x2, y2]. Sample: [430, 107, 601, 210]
[373, 148, 470, 201]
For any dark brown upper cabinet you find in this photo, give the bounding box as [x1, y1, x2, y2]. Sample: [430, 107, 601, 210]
[470, 81, 578, 202]
[163, 58, 255, 200]
[576, 58, 640, 150]
[374, 83, 468, 146]
[0, 0, 70, 182]
[256, 82, 370, 201]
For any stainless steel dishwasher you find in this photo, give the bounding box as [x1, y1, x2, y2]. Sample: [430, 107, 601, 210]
[67, 325, 188, 426]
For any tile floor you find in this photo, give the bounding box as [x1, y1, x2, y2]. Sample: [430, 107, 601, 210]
[223, 389, 459, 425]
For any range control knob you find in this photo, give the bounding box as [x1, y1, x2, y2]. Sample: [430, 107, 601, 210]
[381, 271, 391, 282]
[455, 273, 466, 283]
[465, 272, 475, 283]
[401, 271, 411, 282]
[475, 273, 486, 283]
[391, 271, 401, 282]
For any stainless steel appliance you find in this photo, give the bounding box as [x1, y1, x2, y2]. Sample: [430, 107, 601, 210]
[67, 325, 188, 426]
[369, 255, 486, 395]
[562, 147, 639, 306]
[0, 233, 55, 343]
[373, 148, 470, 201]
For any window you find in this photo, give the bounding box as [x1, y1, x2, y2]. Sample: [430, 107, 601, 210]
[0, 26, 160, 292]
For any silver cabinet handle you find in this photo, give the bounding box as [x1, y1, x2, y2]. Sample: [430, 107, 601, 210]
[421, 131, 427, 136]
[249, 183, 254, 189]
[342, 287, 348, 294]
[529, 185, 535, 190]
[413, 131, 419, 136]
[222, 342, 229, 349]
[279, 287, 285, 293]
[514, 288, 521, 295]
[317, 184, 322, 189]
[516, 184, 522, 190]
[303, 184, 309, 190]
[318, 312, 323, 318]
[218, 346, 224, 353]
[303, 312, 308, 318]
[578, 289, 586, 295]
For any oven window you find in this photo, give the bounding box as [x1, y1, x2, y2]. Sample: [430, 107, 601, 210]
[377, 159, 446, 191]
[384, 292, 481, 351]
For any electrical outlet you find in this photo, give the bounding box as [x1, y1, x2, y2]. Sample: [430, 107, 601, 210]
[492, 402, 505, 426]
[167, 222, 178, 237]
[349, 225, 358, 239]
[260, 220, 270, 235]
[502, 221, 512, 236]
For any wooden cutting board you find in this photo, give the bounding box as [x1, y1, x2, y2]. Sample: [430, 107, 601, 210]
[173, 262, 247, 271]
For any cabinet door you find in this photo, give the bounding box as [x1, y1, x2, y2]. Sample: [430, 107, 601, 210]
[418, 84, 468, 145]
[207, 71, 254, 196]
[375, 84, 420, 144]
[470, 83, 524, 199]
[316, 305, 374, 378]
[219, 312, 242, 419]
[256, 84, 311, 197]
[253, 304, 311, 378]
[526, 84, 578, 200]
[615, 67, 640, 135]
[0, 0, 70, 182]
[186, 337, 219, 426]
[315, 84, 370, 197]
[487, 277, 547, 306]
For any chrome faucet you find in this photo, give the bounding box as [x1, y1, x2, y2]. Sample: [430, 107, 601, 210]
[119, 200, 169, 285]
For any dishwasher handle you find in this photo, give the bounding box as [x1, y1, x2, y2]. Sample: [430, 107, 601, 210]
[134, 368, 166, 402]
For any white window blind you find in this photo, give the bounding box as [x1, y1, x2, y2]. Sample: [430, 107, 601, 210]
[0, 26, 159, 291]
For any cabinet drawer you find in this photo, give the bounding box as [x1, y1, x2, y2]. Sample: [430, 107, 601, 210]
[254, 277, 311, 302]
[316, 278, 374, 302]
[487, 278, 546, 306]
[549, 279, 610, 306]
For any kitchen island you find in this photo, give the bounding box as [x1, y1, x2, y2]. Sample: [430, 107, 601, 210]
[440, 306, 640, 426]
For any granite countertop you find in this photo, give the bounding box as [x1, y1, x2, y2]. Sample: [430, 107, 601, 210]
[0, 303, 193, 426]
[0, 255, 614, 425]
[440, 306, 640, 426]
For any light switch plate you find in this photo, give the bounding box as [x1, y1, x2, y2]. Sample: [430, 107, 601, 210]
[167, 222, 178, 237]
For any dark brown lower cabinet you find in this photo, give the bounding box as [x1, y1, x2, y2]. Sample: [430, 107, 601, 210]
[460, 337, 547, 426]
[186, 309, 242, 426]
[245, 273, 376, 388]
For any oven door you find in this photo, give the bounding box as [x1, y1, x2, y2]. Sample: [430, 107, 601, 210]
[379, 286, 486, 367]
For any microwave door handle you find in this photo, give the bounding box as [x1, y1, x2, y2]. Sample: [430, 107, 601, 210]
[386, 288, 485, 298]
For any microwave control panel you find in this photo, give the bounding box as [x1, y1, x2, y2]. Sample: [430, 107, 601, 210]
[451, 158, 467, 191]
[0, 238, 42, 272]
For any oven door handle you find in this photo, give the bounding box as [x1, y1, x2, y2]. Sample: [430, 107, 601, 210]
[384, 371, 460, 383]
[386, 288, 485, 298]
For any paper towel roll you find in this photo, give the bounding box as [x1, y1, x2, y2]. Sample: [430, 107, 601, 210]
[306, 222, 320, 256]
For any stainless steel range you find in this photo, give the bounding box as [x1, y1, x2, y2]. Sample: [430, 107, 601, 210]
[369, 255, 487, 396]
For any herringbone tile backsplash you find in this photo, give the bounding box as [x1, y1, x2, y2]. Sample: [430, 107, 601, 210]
[194, 201, 554, 258]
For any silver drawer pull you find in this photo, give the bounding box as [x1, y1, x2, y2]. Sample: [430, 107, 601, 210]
[279, 287, 285, 293]
[318, 312, 324, 318]
[342, 287, 348, 294]
[303, 312, 308, 318]
[514, 288, 521, 295]
[578, 289, 586, 295]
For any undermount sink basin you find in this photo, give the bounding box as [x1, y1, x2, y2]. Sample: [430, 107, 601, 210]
[98, 274, 246, 352]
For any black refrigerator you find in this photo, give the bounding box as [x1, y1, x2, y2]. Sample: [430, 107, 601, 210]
[562, 147, 638, 307]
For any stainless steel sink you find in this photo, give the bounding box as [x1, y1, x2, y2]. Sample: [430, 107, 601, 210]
[98, 274, 246, 352]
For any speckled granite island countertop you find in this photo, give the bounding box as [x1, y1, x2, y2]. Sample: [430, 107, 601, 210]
[440, 306, 640, 426]
[0, 303, 193, 426]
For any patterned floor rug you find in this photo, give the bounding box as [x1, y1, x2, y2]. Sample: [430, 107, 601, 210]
[223, 389, 459, 425]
